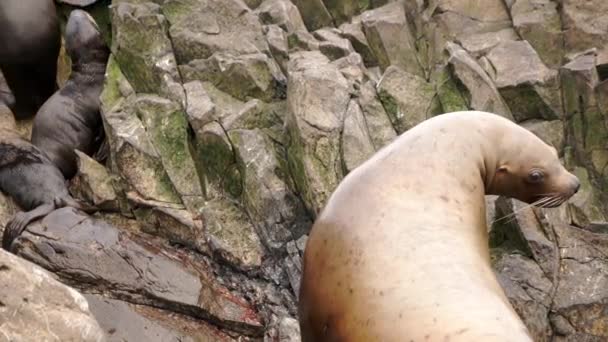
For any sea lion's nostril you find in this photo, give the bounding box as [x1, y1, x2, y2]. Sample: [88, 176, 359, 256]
[573, 179, 581, 194]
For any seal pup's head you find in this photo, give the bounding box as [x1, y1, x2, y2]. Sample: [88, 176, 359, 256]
[487, 128, 580, 208]
[64, 9, 108, 66]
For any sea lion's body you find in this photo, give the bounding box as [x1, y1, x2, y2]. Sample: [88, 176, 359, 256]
[0, 129, 96, 250]
[31, 9, 109, 179]
[0, 0, 60, 119]
[298, 111, 580, 341]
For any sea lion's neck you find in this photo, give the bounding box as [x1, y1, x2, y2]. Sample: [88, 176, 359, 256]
[69, 60, 107, 85]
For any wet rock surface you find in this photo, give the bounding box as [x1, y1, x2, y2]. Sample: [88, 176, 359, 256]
[1, 0, 608, 340]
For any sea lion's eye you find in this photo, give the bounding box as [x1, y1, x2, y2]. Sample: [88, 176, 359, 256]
[527, 170, 544, 184]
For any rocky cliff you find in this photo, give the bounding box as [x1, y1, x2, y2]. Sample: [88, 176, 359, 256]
[1, 0, 608, 341]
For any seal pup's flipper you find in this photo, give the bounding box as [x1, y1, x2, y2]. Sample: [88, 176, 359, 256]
[2, 202, 56, 250]
[54, 196, 99, 214]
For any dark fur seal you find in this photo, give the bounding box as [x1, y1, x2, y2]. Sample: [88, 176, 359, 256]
[0, 129, 97, 250]
[0, 0, 60, 119]
[31, 9, 110, 179]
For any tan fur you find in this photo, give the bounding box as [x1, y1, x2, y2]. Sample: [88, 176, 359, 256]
[298, 111, 580, 342]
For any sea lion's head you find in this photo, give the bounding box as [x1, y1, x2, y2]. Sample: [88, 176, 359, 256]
[487, 132, 580, 208]
[65, 9, 108, 65]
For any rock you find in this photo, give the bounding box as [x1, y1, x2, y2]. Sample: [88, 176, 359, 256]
[313, 28, 355, 61]
[377, 65, 441, 133]
[70, 150, 120, 211]
[183, 81, 218, 132]
[133, 203, 208, 255]
[342, 100, 375, 172]
[243, 0, 264, 9]
[339, 18, 378, 66]
[567, 167, 607, 229]
[284, 236, 307, 296]
[13, 208, 264, 336]
[266, 24, 290, 72]
[111, 2, 184, 104]
[357, 80, 397, 149]
[457, 28, 518, 57]
[495, 254, 553, 341]
[287, 30, 321, 53]
[0, 191, 17, 231]
[290, 0, 333, 31]
[133, 95, 205, 213]
[485, 40, 560, 121]
[0, 249, 106, 342]
[509, 0, 563, 68]
[323, 0, 370, 26]
[360, 2, 423, 77]
[255, 0, 307, 33]
[193, 121, 242, 198]
[435, 0, 512, 40]
[548, 218, 608, 339]
[520, 119, 564, 152]
[331, 52, 367, 85]
[432, 66, 469, 113]
[85, 295, 241, 341]
[230, 129, 311, 250]
[491, 198, 554, 277]
[100, 57, 182, 206]
[202, 197, 266, 270]
[560, 52, 608, 204]
[164, 0, 269, 64]
[286, 51, 350, 216]
[561, 0, 608, 67]
[445, 42, 513, 120]
[180, 52, 287, 102]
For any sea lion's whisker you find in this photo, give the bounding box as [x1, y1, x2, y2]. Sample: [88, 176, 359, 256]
[491, 201, 537, 225]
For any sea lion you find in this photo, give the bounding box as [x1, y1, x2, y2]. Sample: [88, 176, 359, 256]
[298, 111, 580, 342]
[0, 129, 98, 250]
[0, 0, 60, 119]
[31, 9, 110, 179]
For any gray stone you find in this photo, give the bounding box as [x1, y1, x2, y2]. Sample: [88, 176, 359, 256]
[165, 0, 269, 64]
[360, 2, 423, 76]
[509, 0, 563, 68]
[256, 0, 307, 33]
[561, 0, 608, 67]
[339, 18, 378, 66]
[446, 42, 513, 120]
[290, 0, 333, 31]
[485, 41, 560, 122]
[0, 249, 106, 341]
[180, 52, 287, 102]
[14, 208, 264, 336]
[357, 80, 397, 150]
[86, 295, 239, 341]
[342, 100, 375, 172]
[70, 150, 120, 211]
[377, 65, 441, 133]
[286, 51, 350, 216]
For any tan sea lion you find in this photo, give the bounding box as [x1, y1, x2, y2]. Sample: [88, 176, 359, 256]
[298, 111, 580, 342]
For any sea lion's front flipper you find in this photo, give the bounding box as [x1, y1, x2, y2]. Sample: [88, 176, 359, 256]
[54, 196, 99, 214]
[2, 202, 55, 250]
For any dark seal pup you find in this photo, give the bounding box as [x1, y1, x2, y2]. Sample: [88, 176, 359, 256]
[31, 9, 110, 179]
[0, 0, 60, 119]
[0, 129, 97, 250]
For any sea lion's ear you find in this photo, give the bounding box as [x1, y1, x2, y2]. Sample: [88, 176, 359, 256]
[497, 165, 509, 173]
